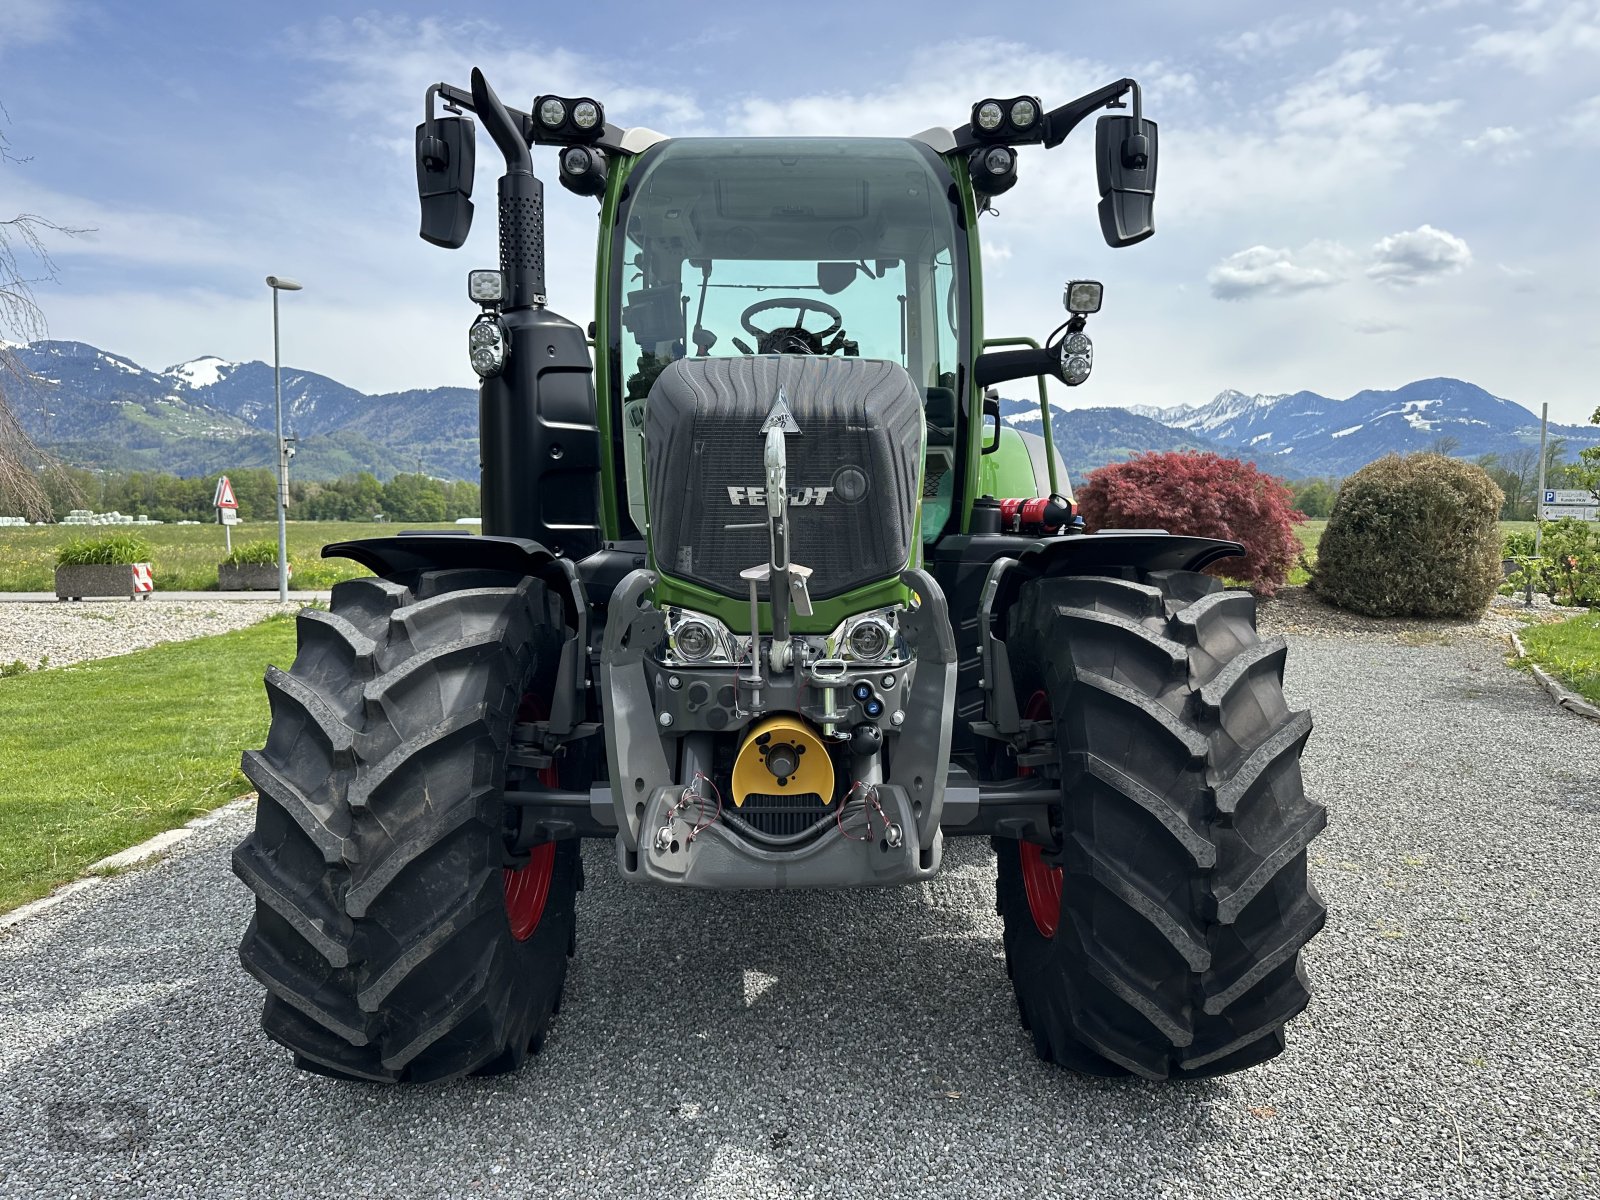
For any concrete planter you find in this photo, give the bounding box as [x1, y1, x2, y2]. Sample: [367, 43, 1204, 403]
[218, 563, 289, 591]
[54, 563, 154, 600]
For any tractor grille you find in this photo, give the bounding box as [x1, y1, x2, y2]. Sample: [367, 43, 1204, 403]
[728, 792, 832, 843]
[644, 356, 924, 601]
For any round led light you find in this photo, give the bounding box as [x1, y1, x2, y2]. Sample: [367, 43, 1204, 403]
[562, 146, 591, 175]
[1010, 99, 1037, 128]
[572, 100, 599, 129]
[538, 97, 567, 127]
[984, 147, 1014, 175]
[674, 619, 716, 661]
[1063, 332, 1092, 356]
[847, 618, 892, 661]
[470, 346, 499, 377]
[1062, 353, 1092, 386]
[470, 322, 497, 347]
[976, 101, 1004, 131]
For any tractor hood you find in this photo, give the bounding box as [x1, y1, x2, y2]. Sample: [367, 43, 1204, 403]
[644, 355, 923, 602]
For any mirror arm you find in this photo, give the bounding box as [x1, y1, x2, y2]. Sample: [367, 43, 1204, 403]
[973, 346, 1057, 388]
[1041, 77, 1139, 149]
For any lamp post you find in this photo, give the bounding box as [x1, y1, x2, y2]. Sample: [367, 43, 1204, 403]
[266, 275, 303, 602]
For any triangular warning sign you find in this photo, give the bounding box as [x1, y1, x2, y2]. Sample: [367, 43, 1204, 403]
[760, 387, 802, 435]
[213, 476, 238, 509]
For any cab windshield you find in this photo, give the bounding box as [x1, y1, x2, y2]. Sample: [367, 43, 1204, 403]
[609, 137, 969, 537]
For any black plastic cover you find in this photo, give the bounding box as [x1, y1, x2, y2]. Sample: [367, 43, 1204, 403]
[644, 356, 923, 601]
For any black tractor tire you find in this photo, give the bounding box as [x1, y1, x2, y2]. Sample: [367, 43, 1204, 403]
[232, 568, 580, 1083]
[994, 569, 1325, 1079]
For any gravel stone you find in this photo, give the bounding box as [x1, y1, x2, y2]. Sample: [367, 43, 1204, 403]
[0, 601, 299, 670]
[1258, 585, 1583, 645]
[1, 631, 1597, 1198]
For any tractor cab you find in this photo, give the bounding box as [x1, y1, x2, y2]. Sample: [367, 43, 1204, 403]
[607, 136, 968, 543]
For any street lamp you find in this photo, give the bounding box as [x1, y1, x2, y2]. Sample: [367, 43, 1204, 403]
[266, 275, 302, 602]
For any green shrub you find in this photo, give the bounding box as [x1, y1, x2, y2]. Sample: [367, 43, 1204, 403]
[1313, 453, 1503, 618]
[222, 539, 281, 567]
[1502, 529, 1537, 558]
[55, 534, 152, 566]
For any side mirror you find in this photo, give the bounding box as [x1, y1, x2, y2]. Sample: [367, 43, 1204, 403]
[1095, 114, 1157, 247]
[981, 389, 1002, 454]
[416, 115, 476, 249]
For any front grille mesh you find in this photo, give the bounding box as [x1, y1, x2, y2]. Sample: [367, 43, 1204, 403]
[731, 792, 831, 841]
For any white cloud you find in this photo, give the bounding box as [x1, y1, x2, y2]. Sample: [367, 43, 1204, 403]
[1462, 125, 1528, 160]
[1470, 1, 1600, 73]
[1207, 244, 1349, 300]
[1164, 48, 1458, 226]
[1366, 224, 1473, 286]
[1217, 10, 1368, 56]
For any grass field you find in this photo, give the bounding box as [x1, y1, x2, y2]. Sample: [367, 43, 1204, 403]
[1519, 611, 1600, 706]
[0, 615, 297, 912]
[0, 520, 461, 592]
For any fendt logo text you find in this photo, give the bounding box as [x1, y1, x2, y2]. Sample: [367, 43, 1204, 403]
[727, 486, 834, 507]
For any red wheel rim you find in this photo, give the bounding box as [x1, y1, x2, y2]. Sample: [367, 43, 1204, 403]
[504, 842, 556, 941]
[503, 694, 560, 941]
[1018, 690, 1063, 940]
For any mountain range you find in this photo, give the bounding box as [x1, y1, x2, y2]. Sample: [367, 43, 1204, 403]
[5, 340, 1594, 482]
[5, 341, 478, 481]
[1006, 376, 1597, 479]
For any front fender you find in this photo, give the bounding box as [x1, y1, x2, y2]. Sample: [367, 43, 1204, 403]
[978, 531, 1242, 739]
[325, 533, 590, 736]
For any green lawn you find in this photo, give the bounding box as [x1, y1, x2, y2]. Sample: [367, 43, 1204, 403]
[0, 520, 461, 591]
[0, 616, 297, 912]
[1519, 611, 1600, 706]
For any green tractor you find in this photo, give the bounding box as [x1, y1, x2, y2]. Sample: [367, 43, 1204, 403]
[233, 68, 1326, 1083]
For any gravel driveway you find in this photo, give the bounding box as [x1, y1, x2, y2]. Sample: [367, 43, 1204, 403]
[1, 631, 1597, 1199]
[0, 601, 299, 670]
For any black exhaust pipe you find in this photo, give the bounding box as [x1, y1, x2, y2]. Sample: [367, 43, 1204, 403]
[466, 69, 601, 559]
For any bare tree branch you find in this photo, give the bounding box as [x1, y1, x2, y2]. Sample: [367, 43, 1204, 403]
[0, 102, 93, 521]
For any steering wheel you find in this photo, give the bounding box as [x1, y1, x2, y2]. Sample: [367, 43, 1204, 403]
[740, 296, 844, 355]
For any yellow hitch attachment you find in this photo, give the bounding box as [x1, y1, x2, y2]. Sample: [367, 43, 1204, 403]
[731, 715, 834, 807]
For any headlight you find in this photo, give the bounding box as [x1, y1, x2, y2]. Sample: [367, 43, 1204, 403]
[1010, 99, 1037, 128]
[538, 97, 566, 128]
[1062, 353, 1092, 386]
[830, 606, 908, 665]
[674, 618, 716, 662]
[1063, 331, 1092, 356]
[467, 269, 504, 305]
[975, 101, 1004, 131]
[983, 146, 1015, 176]
[572, 100, 600, 129]
[664, 607, 738, 665]
[847, 618, 893, 661]
[1064, 279, 1104, 314]
[468, 316, 505, 378]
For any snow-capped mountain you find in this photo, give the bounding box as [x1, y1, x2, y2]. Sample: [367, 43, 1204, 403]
[6, 341, 478, 480]
[1130, 377, 1589, 475]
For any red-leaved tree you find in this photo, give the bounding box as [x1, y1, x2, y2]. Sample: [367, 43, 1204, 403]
[1076, 451, 1305, 596]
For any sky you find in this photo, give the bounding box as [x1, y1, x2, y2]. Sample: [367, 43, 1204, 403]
[1, 0, 1597, 424]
